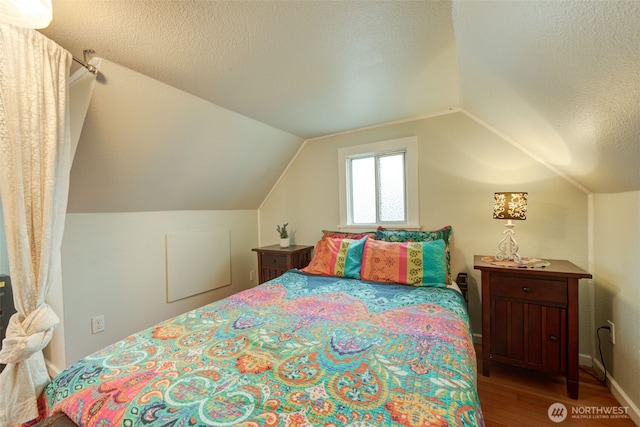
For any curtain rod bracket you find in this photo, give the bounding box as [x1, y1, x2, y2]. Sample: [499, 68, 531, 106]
[72, 49, 98, 75]
[82, 49, 95, 63]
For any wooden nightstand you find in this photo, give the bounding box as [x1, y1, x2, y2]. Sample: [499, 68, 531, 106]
[474, 255, 591, 399]
[252, 245, 314, 284]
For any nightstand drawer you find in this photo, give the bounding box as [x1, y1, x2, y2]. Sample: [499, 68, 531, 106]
[261, 253, 288, 270]
[253, 245, 314, 284]
[491, 275, 567, 305]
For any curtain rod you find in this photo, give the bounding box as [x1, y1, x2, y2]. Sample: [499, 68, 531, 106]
[72, 49, 98, 75]
[72, 56, 97, 75]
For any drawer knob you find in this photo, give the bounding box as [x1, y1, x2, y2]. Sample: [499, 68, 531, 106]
[550, 335, 558, 342]
[523, 287, 531, 293]
[272, 259, 278, 264]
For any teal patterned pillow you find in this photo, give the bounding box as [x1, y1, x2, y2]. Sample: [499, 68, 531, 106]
[375, 225, 452, 283]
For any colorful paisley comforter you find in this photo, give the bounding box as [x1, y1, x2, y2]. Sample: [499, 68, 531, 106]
[39, 271, 484, 426]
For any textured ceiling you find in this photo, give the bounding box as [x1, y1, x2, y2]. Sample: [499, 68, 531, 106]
[42, 0, 459, 138]
[453, 0, 640, 193]
[39, 0, 640, 195]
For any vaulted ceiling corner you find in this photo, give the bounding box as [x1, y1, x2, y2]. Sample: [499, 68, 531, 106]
[40, 0, 640, 212]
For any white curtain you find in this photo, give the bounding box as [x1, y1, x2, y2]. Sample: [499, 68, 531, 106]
[0, 23, 71, 426]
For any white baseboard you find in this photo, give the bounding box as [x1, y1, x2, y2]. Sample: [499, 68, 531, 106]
[45, 358, 62, 378]
[579, 352, 593, 367]
[592, 357, 640, 426]
[473, 334, 638, 425]
[473, 333, 482, 345]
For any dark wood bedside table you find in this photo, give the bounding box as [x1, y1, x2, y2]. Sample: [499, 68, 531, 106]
[252, 245, 313, 284]
[474, 255, 591, 399]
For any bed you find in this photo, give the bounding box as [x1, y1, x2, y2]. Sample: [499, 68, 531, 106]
[34, 229, 484, 426]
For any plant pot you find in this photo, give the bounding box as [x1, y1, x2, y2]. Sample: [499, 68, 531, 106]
[279, 238, 290, 248]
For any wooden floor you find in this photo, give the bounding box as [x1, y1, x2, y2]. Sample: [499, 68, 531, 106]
[476, 345, 636, 426]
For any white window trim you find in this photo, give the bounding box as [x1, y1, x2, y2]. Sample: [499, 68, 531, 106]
[338, 136, 420, 231]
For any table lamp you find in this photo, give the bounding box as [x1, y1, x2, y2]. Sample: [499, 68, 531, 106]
[493, 192, 527, 263]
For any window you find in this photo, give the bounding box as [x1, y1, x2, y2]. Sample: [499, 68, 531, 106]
[350, 152, 406, 224]
[338, 136, 419, 229]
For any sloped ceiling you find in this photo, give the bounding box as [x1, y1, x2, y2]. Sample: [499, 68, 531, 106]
[453, 1, 640, 193]
[43, 1, 459, 138]
[64, 59, 304, 212]
[39, 0, 640, 210]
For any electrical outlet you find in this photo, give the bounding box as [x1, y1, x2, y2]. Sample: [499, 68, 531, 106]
[91, 315, 106, 334]
[249, 270, 256, 281]
[607, 320, 615, 344]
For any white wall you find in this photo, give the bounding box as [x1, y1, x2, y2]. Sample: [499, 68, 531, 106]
[58, 210, 259, 367]
[593, 191, 640, 419]
[259, 111, 591, 353]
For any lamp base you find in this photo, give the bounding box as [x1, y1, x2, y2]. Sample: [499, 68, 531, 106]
[495, 220, 522, 264]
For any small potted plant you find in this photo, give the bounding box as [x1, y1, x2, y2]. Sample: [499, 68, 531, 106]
[277, 223, 289, 248]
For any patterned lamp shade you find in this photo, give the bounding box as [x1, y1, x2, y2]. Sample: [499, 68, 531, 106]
[493, 192, 528, 221]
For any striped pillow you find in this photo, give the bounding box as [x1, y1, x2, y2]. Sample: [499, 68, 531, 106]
[360, 238, 447, 287]
[375, 225, 452, 283]
[301, 236, 367, 279]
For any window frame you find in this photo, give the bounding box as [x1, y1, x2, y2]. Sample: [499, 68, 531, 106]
[338, 136, 420, 231]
